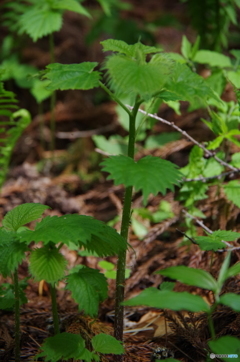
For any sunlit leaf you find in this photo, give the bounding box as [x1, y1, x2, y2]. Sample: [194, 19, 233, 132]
[43, 62, 101, 91]
[2, 203, 50, 231]
[223, 180, 240, 208]
[19, 7, 62, 41]
[29, 246, 67, 283]
[193, 50, 232, 68]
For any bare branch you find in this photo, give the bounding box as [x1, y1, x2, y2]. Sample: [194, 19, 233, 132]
[126, 105, 239, 172]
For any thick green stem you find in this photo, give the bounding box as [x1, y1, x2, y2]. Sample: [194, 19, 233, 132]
[50, 283, 60, 335]
[114, 100, 141, 345]
[13, 269, 21, 362]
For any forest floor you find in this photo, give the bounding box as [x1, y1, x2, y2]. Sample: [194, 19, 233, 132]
[0, 1, 240, 361]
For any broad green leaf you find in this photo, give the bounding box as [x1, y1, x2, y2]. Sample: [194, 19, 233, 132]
[231, 152, 240, 168]
[194, 236, 226, 251]
[101, 39, 161, 57]
[194, 231, 239, 252]
[227, 70, 240, 88]
[165, 62, 217, 103]
[101, 155, 181, 205]
[37, 332, 86, 362]
[19, 7, 62, 42]
[51, 0, 91, 18]
[43, 63, 101, 91]
[66, 267, 107, 316]
[18, 214, 127, 256]
[227, 262, 240, 278]
[92, 334, 124, 354]
[223, 180, 240, 208]
[212, 230, 240, 242]
[181, 36, 192, 59]
[29, 246, 67, 283]
[98, 260, 114, 271]
[2, 203, 50, 231]
[123, 287, 210, 313]
[31, 79, 52, 103]
[104, 54, 169, 99]
[193, 50, 232, 68]
[156, 266, 218, 291]
[208, 336, 240, 361]
[219, 293, 240, 312]
[0, 229, 27, 277]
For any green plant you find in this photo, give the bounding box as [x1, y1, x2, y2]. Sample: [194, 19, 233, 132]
[123, 247, 240, 360]
[0, 202, 127, 361]
[41, 39, 226, 358]
[0, 78, 31, 190]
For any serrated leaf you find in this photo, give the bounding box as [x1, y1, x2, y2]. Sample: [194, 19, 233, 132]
[223, 180, 240, 208]
[66, 267, 108, 316]
[37, 332, 86, 362]
[18, 214, 127, 256]
[166, 62, 217, 103]
[101, 155, 181, 205]
[0, 287, 15, 310]
[101, 39, 161, 57]
[19, 7, 62, 41]
[212, 230, 240, 242]
[0, 229, 27, 277]
[29, 246, 67, 283]
[194, 236, 226, 251]
[227, 262, 240, 278]
[51, 0, 91, 18]
[2, 203, 50, 231]
[156, 266, 218, 291]
[104, 54, 169, 99]
[123, 287, 210, 313]
[92, 334, 124, 354]
[208, 336, 240, 360]
[193, 50, 232, 68]
[219, 293, 240, 312]
[43, 62, 101, 91]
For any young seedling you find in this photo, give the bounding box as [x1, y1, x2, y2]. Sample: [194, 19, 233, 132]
[0, 202, 127, 361]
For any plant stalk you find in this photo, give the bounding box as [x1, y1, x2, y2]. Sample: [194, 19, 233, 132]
[50, 283, 60, 335]
[13, 269, 21, 362]
[114, 99, 141, 346]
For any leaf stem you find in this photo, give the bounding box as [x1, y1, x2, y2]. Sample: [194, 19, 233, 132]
[13, 269, 21, 362]
[98, 81, 131, 116]
[114, 99, 141, 346]
[50, 283, 60, 335]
